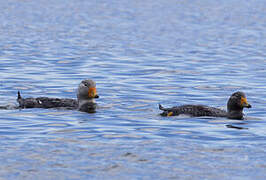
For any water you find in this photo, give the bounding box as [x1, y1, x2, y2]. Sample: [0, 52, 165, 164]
[0, 0, 265, 179]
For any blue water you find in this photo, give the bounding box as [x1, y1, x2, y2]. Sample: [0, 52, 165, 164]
[0, 0, 266, 179]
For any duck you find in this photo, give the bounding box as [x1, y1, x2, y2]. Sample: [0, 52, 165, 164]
[17, 79, 99, 113]
[159, 91, 251, 120]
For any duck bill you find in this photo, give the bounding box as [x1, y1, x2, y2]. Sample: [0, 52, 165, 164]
[241, 97, 251, 108]
[88, 87, 99, 98]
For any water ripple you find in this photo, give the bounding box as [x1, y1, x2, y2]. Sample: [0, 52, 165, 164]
[0, 0, 265, 179]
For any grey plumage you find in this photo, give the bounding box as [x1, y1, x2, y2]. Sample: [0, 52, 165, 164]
[159, 104, 227, 117]
[17, 92, 78, 109]
[17, 79, 99, 113]
[159, 91, 251, 120]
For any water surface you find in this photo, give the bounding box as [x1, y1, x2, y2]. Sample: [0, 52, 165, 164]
[0, 0, 266, 179]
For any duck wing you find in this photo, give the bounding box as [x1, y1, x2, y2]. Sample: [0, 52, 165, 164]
[159, 104, 227, 117]
[17, 91, 78, 109]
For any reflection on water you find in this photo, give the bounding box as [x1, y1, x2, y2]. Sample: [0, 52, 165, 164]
[0, 0, 266, 179]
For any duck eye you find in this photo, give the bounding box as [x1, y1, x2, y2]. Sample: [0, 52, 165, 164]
[83, 82, 88, 87]
[235, 94, 241, 99]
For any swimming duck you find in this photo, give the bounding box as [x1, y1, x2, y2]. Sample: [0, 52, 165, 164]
[17, 79, 99, 113]
[159, 91, 251, 120]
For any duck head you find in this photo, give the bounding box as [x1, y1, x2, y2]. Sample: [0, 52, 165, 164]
[77, 79, 99, 112]
[227, 91, 251, 119]
[77, 79, 99, 101]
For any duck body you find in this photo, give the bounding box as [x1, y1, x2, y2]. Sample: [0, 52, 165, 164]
[17, 79, 99, 113]
[159, 104, 227, 117]
[17, 94, 78, 109]
[159, 91, 251, 120]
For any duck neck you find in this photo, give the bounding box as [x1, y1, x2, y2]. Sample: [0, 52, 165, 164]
[78, 99, 94, 107]
[227, 110, 244, 120]
[227, 106, 244, 120]
[78, 99, 96, 112]
[226, 98, 245, 119]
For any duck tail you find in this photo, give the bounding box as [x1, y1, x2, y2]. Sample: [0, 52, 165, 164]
[159, 104, 175, 116]
[159, 104, 165, 110]
[17, 91, 22, 101]
[17, 91, 25, 108]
